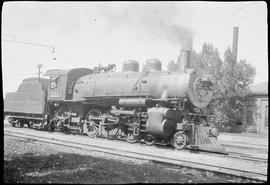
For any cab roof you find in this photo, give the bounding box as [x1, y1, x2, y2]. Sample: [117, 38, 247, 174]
[43, 68, 93, 77]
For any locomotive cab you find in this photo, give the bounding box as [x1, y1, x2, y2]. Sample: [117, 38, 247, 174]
[44, 68, 93, 101]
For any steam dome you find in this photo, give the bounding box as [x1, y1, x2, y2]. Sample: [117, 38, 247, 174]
[122, 60, 139, 72]
[143, 59, 162, 72]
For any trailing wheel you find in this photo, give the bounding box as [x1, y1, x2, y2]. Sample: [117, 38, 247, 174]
[126, 132, 139, 143]
[171, 131, 188, 150]
[84, 109, 102, 137]
[49, 122, 55, 132]
[126, 116, 140, 143]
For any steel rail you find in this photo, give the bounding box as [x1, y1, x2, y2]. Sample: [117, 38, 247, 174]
[225, 152, 267, 163]
[4, 130, 267, 182]
[4, 123, 267, 163]
[4, 123, 267, 162]
[221, 141, 268, 148]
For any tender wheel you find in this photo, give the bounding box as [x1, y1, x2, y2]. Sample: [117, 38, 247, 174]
[171, 131, 188, 150]
[84, 109, 102, 137]
[27, 122, 31, 128]
[26, 120, 34, 128]
[19, 120, 24, 128]
[144, 135, 155, 146]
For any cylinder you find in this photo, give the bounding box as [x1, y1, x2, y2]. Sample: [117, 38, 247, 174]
[122, 60, 139, 72]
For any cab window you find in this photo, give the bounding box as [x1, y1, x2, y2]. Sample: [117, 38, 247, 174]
[50, 77, 59, 89]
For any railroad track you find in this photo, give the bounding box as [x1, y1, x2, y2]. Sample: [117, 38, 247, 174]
[4, 128, 267, 182]
[225, 151, 267, 163]
[5, 126, 267, 163]
[4, 122, 268, 162]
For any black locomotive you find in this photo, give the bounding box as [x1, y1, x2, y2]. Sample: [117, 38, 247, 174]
[4, 46, 225, 153]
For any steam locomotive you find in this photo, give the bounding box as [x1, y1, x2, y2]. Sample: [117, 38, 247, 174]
[4, 45, 225, 153]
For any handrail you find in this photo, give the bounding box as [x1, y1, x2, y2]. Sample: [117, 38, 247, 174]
[132, 69, 150, 91]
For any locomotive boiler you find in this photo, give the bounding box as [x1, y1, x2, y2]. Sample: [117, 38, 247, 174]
[4, 41, 225, 153]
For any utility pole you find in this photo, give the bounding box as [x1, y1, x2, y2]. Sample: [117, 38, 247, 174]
[232, 27, 239, 66]
[36, 64, 43, 81]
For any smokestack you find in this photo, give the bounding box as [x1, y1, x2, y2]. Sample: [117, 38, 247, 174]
[178, 38, 193, 70]
[232, 27, 239, 65]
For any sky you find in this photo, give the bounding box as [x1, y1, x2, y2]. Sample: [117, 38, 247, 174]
[1, 1, 268, 96]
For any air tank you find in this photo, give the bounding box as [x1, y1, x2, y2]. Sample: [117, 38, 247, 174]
[122, 60, 139, 72]
[143, 59, 162, 72]
[146, 107, 178, 137]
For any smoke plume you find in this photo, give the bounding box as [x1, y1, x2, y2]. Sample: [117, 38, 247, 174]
[100, 2, 194, 47]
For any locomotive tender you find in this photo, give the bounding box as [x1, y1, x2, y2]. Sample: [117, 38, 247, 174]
[4, 43, 225, 153]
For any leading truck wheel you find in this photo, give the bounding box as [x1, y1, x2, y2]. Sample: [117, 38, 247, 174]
[171, 131, 188, 150]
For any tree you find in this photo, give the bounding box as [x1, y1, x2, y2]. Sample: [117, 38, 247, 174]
[189, 43, 256, 129]
[189, 43, 223, 83]
[213, 48, 256, 128]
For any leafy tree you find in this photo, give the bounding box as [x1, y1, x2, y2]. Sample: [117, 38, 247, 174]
[189, 43, 223, 83]
[189, 43, 256, 129]
[213, 48, 256, 128]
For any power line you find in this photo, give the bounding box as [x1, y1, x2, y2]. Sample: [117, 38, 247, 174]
[4, 64, 45, 79]
[2, 38, 56, 62]
[4, 73, 36, 78]
[228, 2, 258, 19]
[2, 38, 55, 51]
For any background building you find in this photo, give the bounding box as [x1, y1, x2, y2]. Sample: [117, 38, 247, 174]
[243, 81, 268, 135]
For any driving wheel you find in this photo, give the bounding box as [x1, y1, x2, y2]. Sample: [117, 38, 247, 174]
[84, 109, 102, 137]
